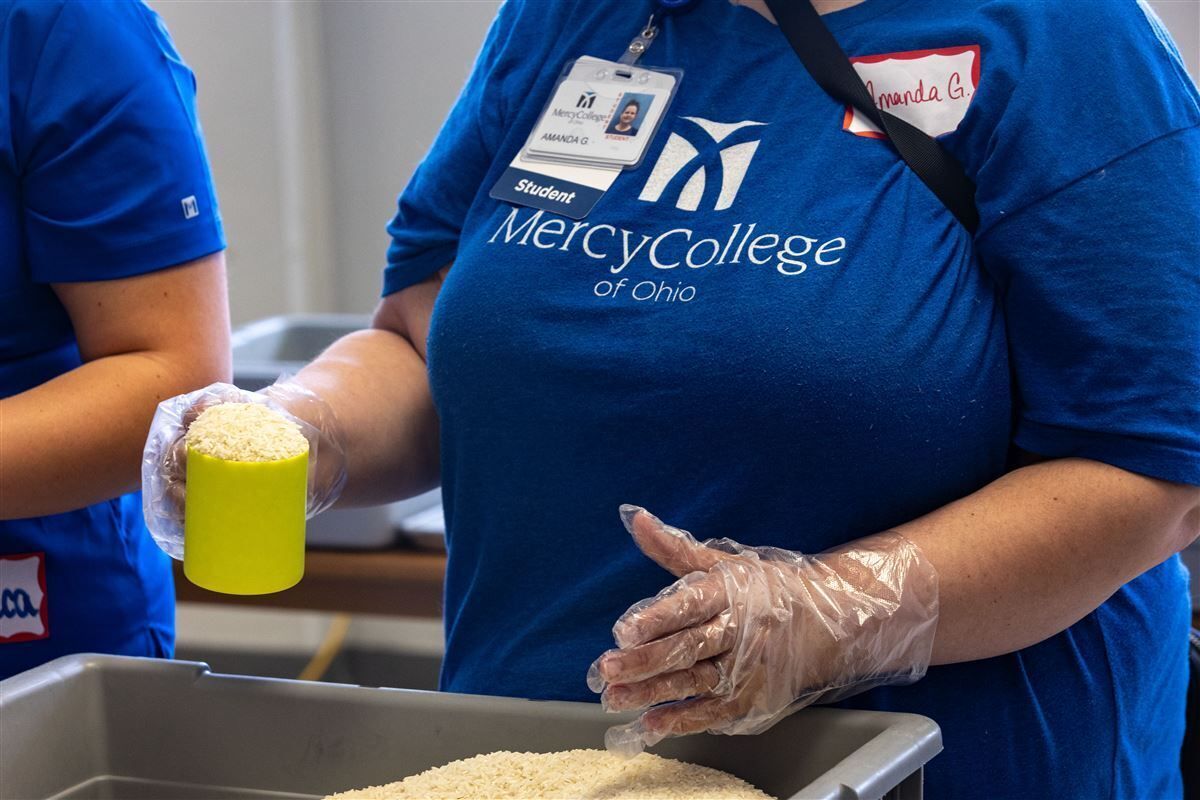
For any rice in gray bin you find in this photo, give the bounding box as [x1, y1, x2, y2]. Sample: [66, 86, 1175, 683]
[324, 749, 774, 799]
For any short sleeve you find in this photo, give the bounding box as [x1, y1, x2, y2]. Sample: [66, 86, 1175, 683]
[976, 125, 1200, 485]
[12, 0, 224, 283]
[967, 0, 1200, 235]
[382, 0, 526, 296]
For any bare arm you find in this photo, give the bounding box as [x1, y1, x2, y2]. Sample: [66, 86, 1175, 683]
[0, 252, 231, 519]
[897, 457, 1200, 665]
[284, 267, 448, 508]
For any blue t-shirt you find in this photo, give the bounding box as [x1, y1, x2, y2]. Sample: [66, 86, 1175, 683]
[0, 0, 224, 678]
[384, 0, 1200, 796]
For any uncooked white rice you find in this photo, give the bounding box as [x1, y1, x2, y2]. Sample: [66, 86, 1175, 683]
[323, 749, 773, 800]
[186, 403, 308, 462]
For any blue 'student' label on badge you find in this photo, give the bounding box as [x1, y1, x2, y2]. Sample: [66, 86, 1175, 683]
[490, 166, 609, 220]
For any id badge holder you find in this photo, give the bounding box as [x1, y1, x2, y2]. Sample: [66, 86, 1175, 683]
[521, 58, 682, 171]
[490, 58, 683, 220]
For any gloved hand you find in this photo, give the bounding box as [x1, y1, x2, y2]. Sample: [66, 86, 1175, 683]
[588, 506, 939, 756]
[141, 381, 347, 559]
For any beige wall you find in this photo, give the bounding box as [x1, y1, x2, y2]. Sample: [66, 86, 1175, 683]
[152, 0, 499, 322]
[1153, 1, 1200, 79]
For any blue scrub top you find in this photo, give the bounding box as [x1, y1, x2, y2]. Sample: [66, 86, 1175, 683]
[0, 0, 224, 678]
[384, 0, 1200, 797]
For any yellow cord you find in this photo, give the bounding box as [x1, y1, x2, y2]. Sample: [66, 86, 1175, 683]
[298, 613, 352, 681]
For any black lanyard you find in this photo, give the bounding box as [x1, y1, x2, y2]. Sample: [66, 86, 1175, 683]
[764, 0, 980, 234]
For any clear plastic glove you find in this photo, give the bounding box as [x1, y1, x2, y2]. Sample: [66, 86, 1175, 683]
[141, 381, 348, 559]
[588, 506, 939, 756]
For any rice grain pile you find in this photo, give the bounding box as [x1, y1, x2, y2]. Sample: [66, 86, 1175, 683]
[324, 749, 773, 800]
[186, 403, 308, 462]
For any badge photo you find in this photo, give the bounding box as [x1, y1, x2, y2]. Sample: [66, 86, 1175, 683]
[604, 92, 654, 139]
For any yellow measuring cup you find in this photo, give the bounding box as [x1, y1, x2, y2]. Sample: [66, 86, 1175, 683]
[183, 447, 308, 594]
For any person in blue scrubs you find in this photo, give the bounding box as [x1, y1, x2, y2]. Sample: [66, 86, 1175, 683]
[148, 0, 1200, 796]
[0, 0, 230, 679]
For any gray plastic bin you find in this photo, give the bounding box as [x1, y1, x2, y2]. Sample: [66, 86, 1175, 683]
[231, 313, 371, 393]
[0, 655, 940, 800]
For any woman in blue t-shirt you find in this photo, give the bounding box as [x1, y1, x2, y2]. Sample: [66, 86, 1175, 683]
[0, 0, 229, 679]
[149, 0, 1199, 796]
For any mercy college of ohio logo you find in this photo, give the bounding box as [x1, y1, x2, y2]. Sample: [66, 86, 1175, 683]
[638, 117, 766, 212]
[486, 113, 847, 304]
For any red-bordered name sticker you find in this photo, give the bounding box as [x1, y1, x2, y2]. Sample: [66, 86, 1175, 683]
[0, 552, 49, 643]
[843, 45, 981, 139]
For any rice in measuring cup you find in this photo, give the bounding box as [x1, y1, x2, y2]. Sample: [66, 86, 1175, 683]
[186, 403, 308, 462]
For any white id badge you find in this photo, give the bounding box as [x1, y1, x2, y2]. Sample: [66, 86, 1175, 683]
[522, 57, 681, 170]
